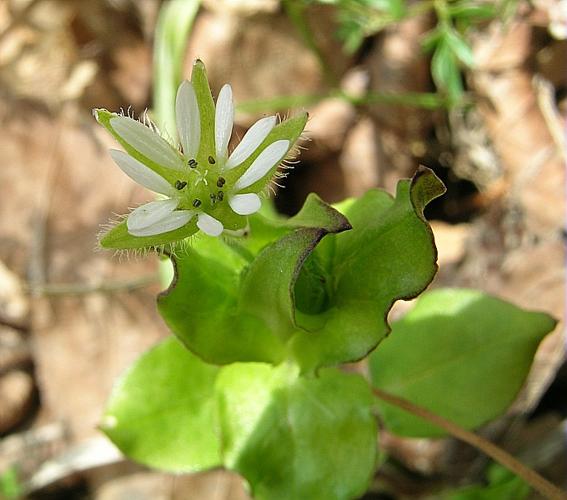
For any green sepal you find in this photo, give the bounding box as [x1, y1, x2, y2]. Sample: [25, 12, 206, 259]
[231, 112, 309, 195]
[215, 363, 378, 500]
[289, 166, 445, 371]
[99, 218, 199, 250]
[101, 337, 222, 472]
[190, 59, 216, 159]
[369, 288, 557, 437]
[93, 108, 181, 185]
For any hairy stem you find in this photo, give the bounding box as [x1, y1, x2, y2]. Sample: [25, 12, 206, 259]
[373, 387, 567, 500]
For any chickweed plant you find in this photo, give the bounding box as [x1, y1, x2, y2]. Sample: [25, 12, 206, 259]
[94, 59, 562, 499]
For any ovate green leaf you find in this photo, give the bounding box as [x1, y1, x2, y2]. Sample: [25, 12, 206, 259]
[431, 38, 464, 99]
[101, 337, 221, 472]
[290, 167, 445, 371]
[215, 363, 377, 500]
[369, 288, 556, 437]
[443, 463, 530, 500]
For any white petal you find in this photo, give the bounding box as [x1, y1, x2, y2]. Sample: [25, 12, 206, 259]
[127, 199, 179, 231]
[233, 140, 290, 191]
[110, 116, 184, 170]
[197, 213, 224, 236]
[176, 80, 200, 158]
[110, 149, 175, 196]
[225, 116, 277, 170]
[128, 210, 194, 237]
[228, 193, 262, 215]
[215, 84, 234, 159]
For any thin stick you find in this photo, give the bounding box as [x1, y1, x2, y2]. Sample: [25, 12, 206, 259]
[26, 275, 158, 297]
[373, 387, 567, 500]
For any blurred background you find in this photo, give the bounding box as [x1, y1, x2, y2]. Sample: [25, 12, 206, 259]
[0, 0, 565, 498]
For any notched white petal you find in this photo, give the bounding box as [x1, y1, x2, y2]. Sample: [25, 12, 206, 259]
[225, 115, 277, 170]
[228, 193, 262, 215]
[197, 213, 224, 237]
[176, 80, 200, 159]
[110, 149, 175, 195]
[128, 210, 194, 237]
[215, 84, 234, 159]
[127, 199, 179, 232]
[110, 116, 184, 170]
[233, 140, 290, 191]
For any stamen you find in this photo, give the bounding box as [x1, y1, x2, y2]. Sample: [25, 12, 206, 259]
[175, 180, 187, 190]
[188, 158, 198, 168]
[217, 177, 226, 188]
[217, 191, 224, 201]
[208, 155, 216, 164]
[192, 199, 202, 208]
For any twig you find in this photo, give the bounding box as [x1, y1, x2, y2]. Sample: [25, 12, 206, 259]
[373, 387, 567, 500]
[25, 274, 158, 297]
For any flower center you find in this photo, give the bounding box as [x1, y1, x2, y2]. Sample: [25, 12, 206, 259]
[175, 154, 232, 212]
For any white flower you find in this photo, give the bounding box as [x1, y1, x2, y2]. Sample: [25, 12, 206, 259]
[103, 81, 289, 238]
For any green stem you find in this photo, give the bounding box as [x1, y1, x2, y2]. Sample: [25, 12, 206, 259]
[236, 90, 450, 114]
[373, 387, 567, 500]
[153, 0, 200, 136]
[433, 0, 450, 25]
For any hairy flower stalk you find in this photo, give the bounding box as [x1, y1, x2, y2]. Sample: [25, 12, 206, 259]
[94, 60, 307, 250]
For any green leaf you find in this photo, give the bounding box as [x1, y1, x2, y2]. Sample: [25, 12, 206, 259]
[447, 2, 496, 21]
[443, 463, 530, 499]
[215, 363, 377, 500]
[101, 337, 221, 472]
[422, 26, 444, 53]
[239, 194, 351, 338]
[445, 30, 475, 67]
[158, 194, 350, 365]
[158, 241, 282, 365]
[431, 38, 464, 100]
[369, 288, 557, 437]
[289, 167, 445, 371]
